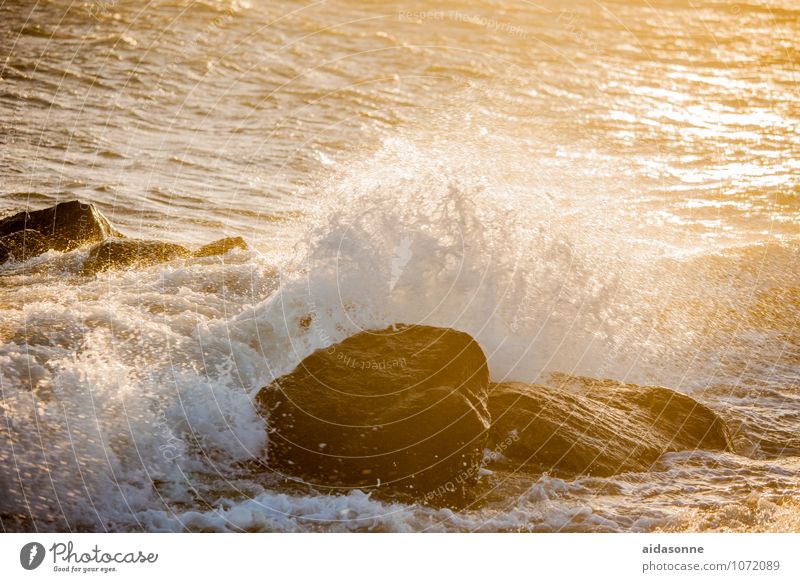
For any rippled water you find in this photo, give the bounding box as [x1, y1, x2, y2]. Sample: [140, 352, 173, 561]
[1, 0, 798, 532]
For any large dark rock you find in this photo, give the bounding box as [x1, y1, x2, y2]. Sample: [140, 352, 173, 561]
[486, 374, 732, 477]
[256, 324, 491, 506]
[82, 238, 191, 274]
[0, 200, 122, 256]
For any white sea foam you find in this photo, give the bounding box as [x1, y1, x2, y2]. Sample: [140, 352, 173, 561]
[1, 139, 797, 532]
[0, 252, 275, 529]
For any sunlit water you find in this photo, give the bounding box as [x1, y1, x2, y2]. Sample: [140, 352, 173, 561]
[1, 0, 798, 532]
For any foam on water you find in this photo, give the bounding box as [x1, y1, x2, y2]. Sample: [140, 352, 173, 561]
[136, 454, 800, 532]
[0, 250, 276, 529]
[2, 134, 798, 531]
[137, 475, 618, 533]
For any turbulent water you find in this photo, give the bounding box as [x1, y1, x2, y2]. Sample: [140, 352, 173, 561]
[1, 0, 799, 532]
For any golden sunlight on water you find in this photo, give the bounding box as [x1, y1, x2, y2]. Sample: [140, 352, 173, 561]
[0, 0, 798, 533]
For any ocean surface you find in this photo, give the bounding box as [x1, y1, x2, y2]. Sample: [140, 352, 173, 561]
[1, 0, 799, 532]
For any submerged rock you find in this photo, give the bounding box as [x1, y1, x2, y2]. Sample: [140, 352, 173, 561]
[256, 324, 491, 507]
[0, 200, 122, 257]
[486, 375, 732, 477]
[82, 238, 191, 274]
[193, 236, 248, 258]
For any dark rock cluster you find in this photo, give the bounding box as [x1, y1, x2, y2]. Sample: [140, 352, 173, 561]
[257, 325, 732, 507]
[0, 200, 249, 271]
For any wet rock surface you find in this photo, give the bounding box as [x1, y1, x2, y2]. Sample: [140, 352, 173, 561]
[193, 236, 248, 258]
[0, 200, 123, 254]
[256, 324, 491, 507]
[486, 375, 732, 476]
[0, 201, 249, 269]
[0, 229, 50, 264]
[82, 238, 192, 274]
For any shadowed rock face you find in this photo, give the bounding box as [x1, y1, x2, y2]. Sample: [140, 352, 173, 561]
[0, 200, 123, 255]
[0, 230, 50, 264]
[256, 324, 491, 507]
[82, 238, 192, 274]
[486, 376, 732, 477]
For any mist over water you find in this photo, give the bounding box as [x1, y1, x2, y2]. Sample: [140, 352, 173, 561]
[1, 0, 798, 532]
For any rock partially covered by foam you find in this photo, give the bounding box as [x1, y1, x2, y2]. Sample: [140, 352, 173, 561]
[256, 325, 491, 507]
[83, 236, 249, 273]
[82, 238, 192, 274]
[0, 229, 50, 264]
[486, 375, 732, 476]
[193, 236, 248, 258]
[0, 200, 123, 257]
[82, 235, 251, 273]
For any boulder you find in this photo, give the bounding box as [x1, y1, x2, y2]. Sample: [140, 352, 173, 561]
[82, 238, 191, 274]
[193, 236, 248, 258]
[486, 375, 732, 477]
[256, 324, 491, 506]
[0, 200, 122, 255]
